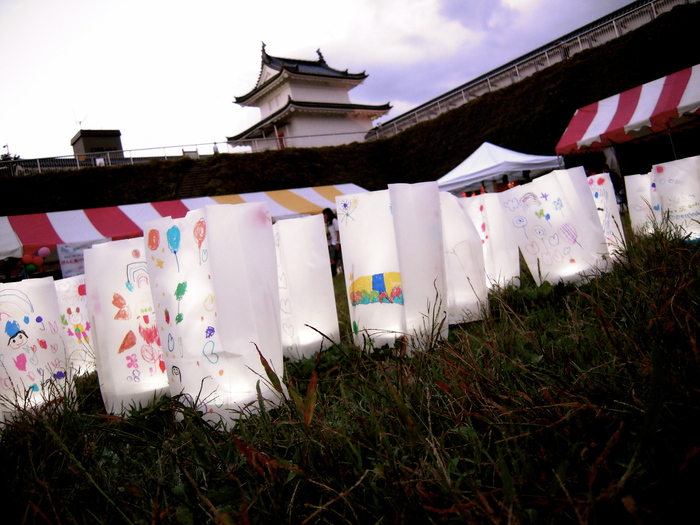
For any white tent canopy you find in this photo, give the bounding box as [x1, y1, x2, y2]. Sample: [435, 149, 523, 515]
[437, 142, 562, 193]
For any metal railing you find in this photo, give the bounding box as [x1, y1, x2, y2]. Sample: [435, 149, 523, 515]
[2, 0, 692, 176]
[0, 142, 252, 177]
[0, 130, 376, 176]
[230, 130, 371, 152]
[365, 0, 695, 141]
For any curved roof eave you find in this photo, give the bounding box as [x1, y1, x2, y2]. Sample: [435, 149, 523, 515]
[262, 46, 366, 78]
[235, 68, 368, 106]
[227, 99, 392, 141]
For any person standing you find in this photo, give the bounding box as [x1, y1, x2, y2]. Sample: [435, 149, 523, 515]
[323, 208, 341, 276]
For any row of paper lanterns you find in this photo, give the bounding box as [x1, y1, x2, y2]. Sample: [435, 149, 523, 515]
[2, 156, 698, 428]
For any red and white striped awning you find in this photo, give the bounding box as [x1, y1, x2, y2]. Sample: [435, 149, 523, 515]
[3, 197, 217, 258]
[556, 64, 700, 155]
[0, 184, 366, 259]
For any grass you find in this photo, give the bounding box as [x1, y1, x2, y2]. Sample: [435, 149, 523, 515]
[1, 223, 699, 524]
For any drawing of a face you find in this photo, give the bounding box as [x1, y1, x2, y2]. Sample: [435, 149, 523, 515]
[8, 330, 28, 350]
[5, 320, 28, 349]
[67, 307, 83, 325]
[138, 314, 160, 346]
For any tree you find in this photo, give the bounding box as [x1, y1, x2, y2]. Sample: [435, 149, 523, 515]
[1, 144, 20, 161]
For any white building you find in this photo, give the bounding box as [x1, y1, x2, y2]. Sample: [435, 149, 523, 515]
[227, 45, 391, 152]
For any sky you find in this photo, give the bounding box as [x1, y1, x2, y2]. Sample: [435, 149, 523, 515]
[0, 0, 635, 160]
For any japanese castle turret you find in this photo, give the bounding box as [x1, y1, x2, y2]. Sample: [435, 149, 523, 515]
[227, 45, 391, 152]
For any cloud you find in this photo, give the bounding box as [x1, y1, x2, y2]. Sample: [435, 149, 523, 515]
[0, 0, 635, 159]
[501, 0, 546, 14]
[258, 0, 477, 68]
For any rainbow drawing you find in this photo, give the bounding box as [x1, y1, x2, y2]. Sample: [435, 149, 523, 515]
[0, 288, 35, 320]
[520, 192, 541, 211]
[126, 262, 150, 290]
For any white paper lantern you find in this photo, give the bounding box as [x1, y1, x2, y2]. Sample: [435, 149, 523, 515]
[144, 203, 284, 427]
[439, 192, 489, 325]
[389, 182, 449, 349]
[460, 192, 521, 289]
[54, 274, 95, 376]
[587, 173, 626, 259]
[497, 167, 610, 285]
[338, 183, 459, 351]
[84, 238, 169, 415]
[0, 277, 70, 420]
[651, 155, 700, 240]
[624, 173, 661, 235]
[273, 215, 340, 360]
[336, 190, 406, 349]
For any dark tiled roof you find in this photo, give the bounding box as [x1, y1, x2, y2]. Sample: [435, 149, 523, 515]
[227, 98, 391, 142]
[235, 44, 367, 104]
[263, 46, 366, 79]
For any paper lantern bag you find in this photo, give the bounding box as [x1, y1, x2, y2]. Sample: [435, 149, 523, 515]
[336, 190, 405, 349]
[389, 182, 449, 346]
[439, 192, 489, 325]
[337, 183, 452, 350]
[497, 167, 610, 285]
[624, 173, 661, 235]
[274, 215, 340, 360]
[144, 203, 284, 423]
[1, 277, 70, 420]
[460, 193, 520, 289]
[587, 173, 626, 259]
[84, 238, 169, 415]
[54, 274, 95, 376]
[652, 155, 700, 240]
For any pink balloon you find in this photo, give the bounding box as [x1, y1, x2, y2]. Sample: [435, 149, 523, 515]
[37, 247, 51, 257]
[193, 219, 206, 249]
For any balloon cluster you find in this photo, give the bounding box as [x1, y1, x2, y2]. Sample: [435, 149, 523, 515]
[21, 246, 51, 274]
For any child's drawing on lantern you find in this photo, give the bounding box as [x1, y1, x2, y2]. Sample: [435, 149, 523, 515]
[6, 321, 28, 350]
[55, 274, 96, 375]
[498, 167, 609, 285]
[350, 272, 403, 306]
[144, 203, 284, 428]
[126, 262, 150, 291]
[588, 173, 625, 258]
[1, 278, 70, 418]
[112, 293, 131, 320]
[84, 238, 169, 415]
[64, 307, 90, 345]
[338, 197, 359, 224]
[652, 157, 700, 240]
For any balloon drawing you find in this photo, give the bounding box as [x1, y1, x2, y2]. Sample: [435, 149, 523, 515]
[193, 219, 207, 264]
[166, 226, 181, 272]
[513, 216, 528, 238]
[147, 229, 160, 251]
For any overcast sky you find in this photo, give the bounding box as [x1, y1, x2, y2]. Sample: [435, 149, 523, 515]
[0, 0, 634, 160]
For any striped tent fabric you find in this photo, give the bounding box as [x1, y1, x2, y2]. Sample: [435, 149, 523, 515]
[0, 184, 367, 259]
[556, 63, 700, 155]
[211, 184, 364, 219]
[3, 197, 219, 258]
